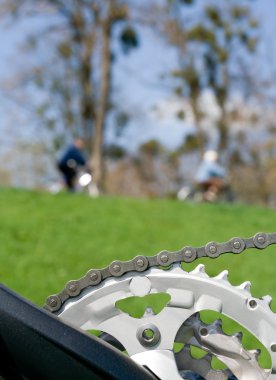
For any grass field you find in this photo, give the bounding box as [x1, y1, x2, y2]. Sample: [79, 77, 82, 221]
[1, 187, 276, 367]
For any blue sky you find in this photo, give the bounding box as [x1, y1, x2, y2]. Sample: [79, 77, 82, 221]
[0, 0, 276, 154]
[109, 0, 276, 149]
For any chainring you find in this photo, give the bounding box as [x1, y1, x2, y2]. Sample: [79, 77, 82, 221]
[52, 264, 276, 379]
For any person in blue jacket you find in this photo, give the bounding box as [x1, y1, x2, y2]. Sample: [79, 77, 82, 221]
[57, 138, 86, 191]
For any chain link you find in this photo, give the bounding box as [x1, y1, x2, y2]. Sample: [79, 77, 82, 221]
[44, 232, 276, 313]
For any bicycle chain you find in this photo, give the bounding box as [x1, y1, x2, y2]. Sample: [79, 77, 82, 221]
[44, 232, 276, 313]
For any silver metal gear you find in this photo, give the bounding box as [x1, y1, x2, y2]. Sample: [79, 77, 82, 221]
[177, 314, 268, 380]
[55, 263, 276, 379]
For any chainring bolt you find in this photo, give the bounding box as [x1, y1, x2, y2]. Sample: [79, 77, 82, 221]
[200, 327, 209, 336]
[271, 344, 276, 352]
[142, 329, 155, 342]
[137, 324, 161, 347]
[248, 299, 258, 309]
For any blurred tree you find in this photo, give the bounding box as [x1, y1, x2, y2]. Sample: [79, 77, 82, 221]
[139, 139, 164, 157]
[104, 143, 126, 160]
[3, 0, 139, 191]
[165, 0, 259, 155]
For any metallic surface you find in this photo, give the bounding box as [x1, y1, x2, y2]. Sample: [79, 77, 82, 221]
[45, 233, 276, 379]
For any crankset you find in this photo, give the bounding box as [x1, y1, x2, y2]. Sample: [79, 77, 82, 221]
[44, 232, 276, 380]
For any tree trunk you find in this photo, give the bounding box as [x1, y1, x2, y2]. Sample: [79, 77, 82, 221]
[80, 34, 95, 140]
[191, 99, 205, 157]
[218, 119, 228, 152]
[77, 6, 98, 142]
[217, 103, 229, 154]
[217, 69, 229, 154]
[90, 9, 112, 191]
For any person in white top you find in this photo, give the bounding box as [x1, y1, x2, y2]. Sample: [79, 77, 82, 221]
[195, 150, 226, 201]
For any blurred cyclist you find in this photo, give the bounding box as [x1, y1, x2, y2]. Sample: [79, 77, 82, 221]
[195, 150, 226, 201]
[57, 138, 86, 192]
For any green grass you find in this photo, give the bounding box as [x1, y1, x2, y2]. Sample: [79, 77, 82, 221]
[1, 187, 276, 367]
[1, 187, 276, 305]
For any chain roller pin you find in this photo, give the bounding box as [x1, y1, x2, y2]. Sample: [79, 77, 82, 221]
[134, 256, 148, 272]
[86, 269, 102, 285]
[205, 242, 220, 258]
[182, 246, 197, 262]
[157, 251, 174, 266]
[65, 280, 81, 296]
[45, 295, 62, 312]
[253, 233, 269, 249]
[231, 238, 246, 254]
[109, 261, 125, 276]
